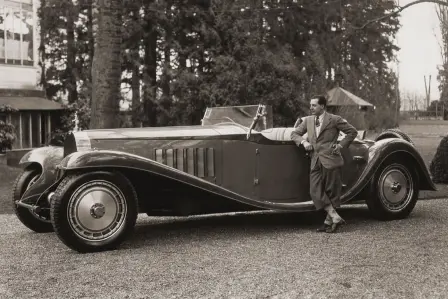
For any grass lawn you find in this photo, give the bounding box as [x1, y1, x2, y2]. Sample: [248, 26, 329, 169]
[0, 120, 447, 214]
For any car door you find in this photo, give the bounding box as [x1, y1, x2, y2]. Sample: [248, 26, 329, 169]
[255, 143, 312, 203]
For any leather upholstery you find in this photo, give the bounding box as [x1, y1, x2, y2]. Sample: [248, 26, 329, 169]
[261, 128, 308, 142]
[261, 128, 364, 142]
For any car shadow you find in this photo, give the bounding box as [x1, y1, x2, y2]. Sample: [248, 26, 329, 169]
[125, 205, 376, 249]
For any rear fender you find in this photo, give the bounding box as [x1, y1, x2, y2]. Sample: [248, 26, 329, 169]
[342, 138, 436, 202]
[18, 146, 64, 204]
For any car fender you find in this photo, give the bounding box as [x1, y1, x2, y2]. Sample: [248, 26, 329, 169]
[18, 146, 64, 204]
[342, 138, 436, 202]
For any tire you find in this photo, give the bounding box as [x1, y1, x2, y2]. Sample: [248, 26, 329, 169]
[50, 171, 138, 253]
[375, 128, 414, 145]
[366, 161, 419, 220]
[12, 168, 54, 233]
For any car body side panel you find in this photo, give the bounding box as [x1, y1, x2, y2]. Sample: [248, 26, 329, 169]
[58, 150, 318, 211]
[90, 139, 224, 185]
[221, 141, 258, 199]
[22, 133, 434, 212]
[17, 146, 64, 204]
[340, 142, 370, 191]
[256, 143, 311, 203]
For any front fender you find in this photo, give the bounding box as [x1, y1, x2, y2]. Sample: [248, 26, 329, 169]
[19, 146, 64, 204]
[342, 138, 437, 202]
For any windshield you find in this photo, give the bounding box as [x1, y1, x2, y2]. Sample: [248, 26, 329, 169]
[201, 105, 273, 131]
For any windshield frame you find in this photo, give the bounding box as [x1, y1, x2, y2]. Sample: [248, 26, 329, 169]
[201, 104, 273, 131]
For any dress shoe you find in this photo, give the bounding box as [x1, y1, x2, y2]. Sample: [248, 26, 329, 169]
[316, 224, 331, 232]
[325, 219, 346, 233]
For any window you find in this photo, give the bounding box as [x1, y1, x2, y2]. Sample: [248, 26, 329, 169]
[0, 0, 34, 66]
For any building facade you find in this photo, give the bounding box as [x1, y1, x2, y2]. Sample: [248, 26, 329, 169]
[0, 0, 62, 149]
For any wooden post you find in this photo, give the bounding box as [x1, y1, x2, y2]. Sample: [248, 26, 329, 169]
[38, 112, 42, 146]
[19, 113, 22, 149]
[47, 112, 51, 139]
[29, 113, 32, 148]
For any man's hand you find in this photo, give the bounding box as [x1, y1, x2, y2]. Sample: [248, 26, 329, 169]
[302, 141, 313, 151]
[332, 144, 342, 155]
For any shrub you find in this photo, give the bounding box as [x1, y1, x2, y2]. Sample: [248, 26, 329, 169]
[429, 136, 448, 183]
[364, 105, 399, 131]
[43, 102, 78, 146]
[0, 105, 18, 153]
[0, 120, 16, 153]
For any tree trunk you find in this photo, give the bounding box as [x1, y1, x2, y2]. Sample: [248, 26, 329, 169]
[142, 10, 158, 127]
[131, 62, 141, 127]
[38, 0, 47, 93]
[87, 0, 94, 70]
[90, 0, 123, 129]
[162, 0, 172, 102]
[129, 6, 141, 127]
[85, 0, 94, 106]
[66, 0, 78, 104]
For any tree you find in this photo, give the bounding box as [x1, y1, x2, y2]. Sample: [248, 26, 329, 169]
[401, 90, 425, 120]
[38, 0, 429, 131]
[436, 1, 448, 119]
[90, 0, 123, 129]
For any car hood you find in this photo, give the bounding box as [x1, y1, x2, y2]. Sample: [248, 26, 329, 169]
[77, 125, 249, 140]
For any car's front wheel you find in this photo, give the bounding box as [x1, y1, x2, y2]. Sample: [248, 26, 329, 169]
[50, 171, 138, 253]
[12, 168, 54, 233]
[366, 162, 419, 220]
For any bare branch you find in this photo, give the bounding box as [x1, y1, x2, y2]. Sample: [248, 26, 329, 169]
[436, 6, 447, 64]
[436, 2, 448, 64]
[353, 0, 448, 30]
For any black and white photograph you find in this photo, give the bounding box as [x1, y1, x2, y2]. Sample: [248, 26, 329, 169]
[1, 0, 448, 297]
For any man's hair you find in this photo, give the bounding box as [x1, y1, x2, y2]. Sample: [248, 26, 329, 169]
[312, 95, 327, 108]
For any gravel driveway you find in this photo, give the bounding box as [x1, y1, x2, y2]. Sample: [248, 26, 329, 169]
[1, 200, 448, 298]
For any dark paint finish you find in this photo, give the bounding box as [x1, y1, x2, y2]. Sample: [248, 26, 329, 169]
[16, 118, 435, 215]
[17, 146, 64, 204]
[340, 138, 437, 203]
[57, 150, 311, 211]
[52, 135, 435, 213]
[255, 143, 311, 202]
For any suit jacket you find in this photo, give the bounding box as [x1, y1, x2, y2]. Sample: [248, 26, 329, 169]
[291, 112, 357, 170]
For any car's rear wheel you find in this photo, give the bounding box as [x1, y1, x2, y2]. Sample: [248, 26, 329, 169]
[375, 128, 414, 145]
[50, 171, 138, 253]
[366, 162, 419, 220]
[12, 168, 53, 233]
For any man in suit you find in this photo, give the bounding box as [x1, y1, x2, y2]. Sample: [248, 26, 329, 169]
[291, 95, 357, 233]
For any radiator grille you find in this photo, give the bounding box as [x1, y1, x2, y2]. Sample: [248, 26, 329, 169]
[154, 148, 215, 178]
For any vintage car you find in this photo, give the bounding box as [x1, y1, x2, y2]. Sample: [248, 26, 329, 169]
[12, 104, 436, 253]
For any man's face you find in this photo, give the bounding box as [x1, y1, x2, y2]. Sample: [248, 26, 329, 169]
[310, 98, 324, 116]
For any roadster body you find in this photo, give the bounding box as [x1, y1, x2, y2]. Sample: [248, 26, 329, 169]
[12, 104, 436, 252]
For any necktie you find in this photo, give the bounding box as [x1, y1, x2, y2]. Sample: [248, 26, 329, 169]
[315, 116, 320, 127]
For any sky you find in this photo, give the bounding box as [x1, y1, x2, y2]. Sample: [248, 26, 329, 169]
[396, 0, 443, 103]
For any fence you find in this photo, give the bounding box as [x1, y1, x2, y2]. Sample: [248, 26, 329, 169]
[400, 110, 446, 121]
